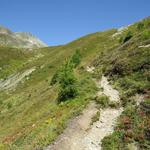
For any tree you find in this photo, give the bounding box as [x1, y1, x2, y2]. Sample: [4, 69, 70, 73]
[50, 50, 81, 102]
[58, 60, 78, 102]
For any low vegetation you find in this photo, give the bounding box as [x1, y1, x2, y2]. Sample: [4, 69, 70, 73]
[0, 17, 149, 149]
[119, 31, 133, 44]
[92, 17, 150, 149]
[0, 37, 100, 149]
[90, 111, 100, 125]
[95, 94, 110, 108]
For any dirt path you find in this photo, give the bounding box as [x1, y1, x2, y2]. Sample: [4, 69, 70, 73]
[98, 76, 120, 102]
[44, 102, 98, 150]
[44, 72, 123, 150]
[0, 67, 36, 90]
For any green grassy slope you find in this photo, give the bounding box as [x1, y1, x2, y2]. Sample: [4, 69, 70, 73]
[92, 17, 150, 149]
[0, 17, 149, 149]
[0, 47, 36, 79]
[0, 29, 117, 149]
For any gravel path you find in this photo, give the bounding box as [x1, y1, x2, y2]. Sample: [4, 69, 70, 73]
[44, 102, 98, 150]
[98, 76, 120, 102]
[44, 70, 123, 150]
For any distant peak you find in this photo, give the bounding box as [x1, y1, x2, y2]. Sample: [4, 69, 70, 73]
[0, 25, 47, 48]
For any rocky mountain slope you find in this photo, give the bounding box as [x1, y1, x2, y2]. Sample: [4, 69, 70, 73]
[0, 26, 47, 48]
[0, 17, 149, 150]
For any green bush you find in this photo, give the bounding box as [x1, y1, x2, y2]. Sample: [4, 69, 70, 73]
[58, 60, 78, 102]
[92, 67, 103, 79]
[120, 93, 135, 106]
[102, 131, 124, 150]
[50, 50, 81, 86]
[50, 50, 82, 102]
[108, 60, 130, 76]
[109, 101, 120, 108]
[95, 94, 110, 108]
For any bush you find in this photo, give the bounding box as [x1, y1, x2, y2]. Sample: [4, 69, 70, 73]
[109, 101, 120, 108]
[50, 50, 81, 86]
[58, 60, 78, 102]
[95, 94, 110, 108]
[50, 50, 82, 102]
[92, 67, 103, 79]
[108, 60, 130, 76]
[101, 131, 124, 150]
[120, 93, 136, 106]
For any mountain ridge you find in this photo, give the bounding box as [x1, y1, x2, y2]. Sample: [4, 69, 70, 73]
[0, 25, 47, 48]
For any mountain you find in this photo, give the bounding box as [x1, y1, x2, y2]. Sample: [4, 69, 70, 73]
[0, 17, 149, 150]
[0, 26, 47, 48]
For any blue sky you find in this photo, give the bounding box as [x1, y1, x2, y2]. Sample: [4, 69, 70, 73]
[0, 0, 150, 46]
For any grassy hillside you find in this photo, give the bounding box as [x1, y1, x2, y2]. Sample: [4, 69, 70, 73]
[91, 17, 150, 149]
[0, 29, 118, 149]
[0, 47, 36, 79]
[0, 17, 149, 149]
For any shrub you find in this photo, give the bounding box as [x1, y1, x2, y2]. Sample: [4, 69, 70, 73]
[101, 131, 124, 150]
[50, 50, 81, 102]
[92, 67, 103, 79]
[109, 101, 120, 108]
[58, 60, 78, 102]
[50, 50, 81, 85]
[95, 94, 110, 108]
[120, 93, 135, 106]
[109, 60, 130, 76]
